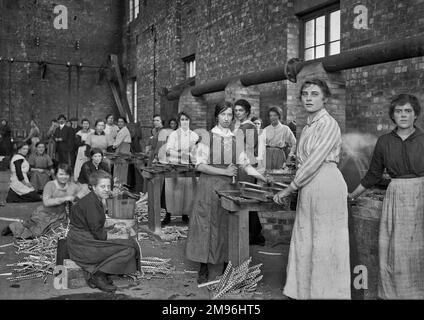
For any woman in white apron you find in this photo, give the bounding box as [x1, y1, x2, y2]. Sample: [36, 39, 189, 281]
[274, 79, 350, 299]
[350, 94, 424, 299]
[6, 142, 42, 203]
[74, 119, 94, 182]
[165, 111, 199, 224]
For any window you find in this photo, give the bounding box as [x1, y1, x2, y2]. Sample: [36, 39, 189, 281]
[127, 78, 138, 123]
[301, 4, 340, 61]
[183, 55, 196, 79]
[129, 0, 140, 23]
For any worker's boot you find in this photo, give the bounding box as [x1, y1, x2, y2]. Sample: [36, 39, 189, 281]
[197, 263, 209, 284]
[91, 271, 117, 293]
[1, 226, 13, 237]
[161, 212, 171, 227]
[222, 262, 229, 274]
[182, 215, 189, 224]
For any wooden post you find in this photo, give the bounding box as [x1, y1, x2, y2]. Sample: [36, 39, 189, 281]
[147, 174, 163, 234]
[228, 209, 249, 267]
[114, 158, 129, 185]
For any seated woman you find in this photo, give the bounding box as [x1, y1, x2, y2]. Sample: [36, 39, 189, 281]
[67, 170, 141, 293]
[2, 164, 82, 238]
[6, 142, 41, 203]
[28, 142, 55, 193]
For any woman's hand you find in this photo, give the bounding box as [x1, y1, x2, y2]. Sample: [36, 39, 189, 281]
[63, 196, 75, 202]
[225, 164, 238, 177]
[273, 188, 292, 205]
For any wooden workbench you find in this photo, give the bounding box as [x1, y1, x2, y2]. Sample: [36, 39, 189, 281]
[105, 152, 147, 185]
[138, 164, 200, 234]
[217, 190, 283, 267]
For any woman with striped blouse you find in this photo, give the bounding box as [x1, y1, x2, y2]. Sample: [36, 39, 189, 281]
[274, 79, 350, 299]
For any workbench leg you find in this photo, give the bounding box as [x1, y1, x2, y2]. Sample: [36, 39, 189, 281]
[147, 176, 163, 234]
[228, 209, 249, 267]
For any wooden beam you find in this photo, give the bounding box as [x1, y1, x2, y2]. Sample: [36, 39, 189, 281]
[110, 54, 134, 122]
[108, 80, 126, 118]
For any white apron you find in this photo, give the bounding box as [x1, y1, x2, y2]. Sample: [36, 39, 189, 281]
[10, 154, 35, 195]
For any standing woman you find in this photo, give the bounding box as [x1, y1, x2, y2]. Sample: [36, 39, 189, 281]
[251, 117, 267, 174]
[74, 119, 95, 182]
[28, 142, 55, 193]
[105, 114, 119, 144]
[6, 142, 41, 203]
[349, 94, 424, 299]
[24, 120, 41, 154]
[186, 102, 269, 284]
[0, 119, 13, 157]
[165, 111, 199, 224]
[85, 120, 113, 169]
[112, 117, 132, 154]
[3, 164, 81, 239]
[273, 79, 350, 299]
[264, 107, 297, 170]
[233, 99, 265, 246]
[67, 170, 141, 293]
[46, 119, 59, 166]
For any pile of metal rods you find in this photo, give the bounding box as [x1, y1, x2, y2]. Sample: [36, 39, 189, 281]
[4, 224, 69, 283]
[126, 257, 176, 280]
[206, 258, 263, 299]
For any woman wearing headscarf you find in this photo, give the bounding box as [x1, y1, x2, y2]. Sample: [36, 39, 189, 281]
[274, 79, 350, 299]
[349, 94, 424, 299]
[28, 142, 55, 193]
[2, 164, 82, 238]
[164, 111, 199, 225]
[186, 101, 269, 284]
[6, 141, 41, 203]
[67, 170, 141, 293]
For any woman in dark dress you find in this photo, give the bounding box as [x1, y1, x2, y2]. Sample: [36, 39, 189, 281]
[186, 101, 269, 284]
[67, 170, 141, 293]
[349, 94, 424, 299]
[78, 148, 110, 198]
[233, 99, 265, 246]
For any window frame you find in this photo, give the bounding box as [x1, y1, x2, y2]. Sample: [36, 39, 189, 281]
[182, 54, 196, 79]
[299, 3, 340, 61]
[128, 0, 140, 23]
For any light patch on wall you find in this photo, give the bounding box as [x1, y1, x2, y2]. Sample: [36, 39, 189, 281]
[53, 5, 68, 30]
[353, 5, 369, 30]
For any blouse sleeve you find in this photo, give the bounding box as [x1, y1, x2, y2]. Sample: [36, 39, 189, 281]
[43, 182, 63, 207]
[291, 118, 340, 190]
[360, 137, 385, 189]
[194, 142, 210, 167]
[14, 159, 25, 181]
[28, 155, 36, 168]
[78, 162, 90, 184]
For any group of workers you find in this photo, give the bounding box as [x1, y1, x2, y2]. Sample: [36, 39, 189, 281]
[0, 77, 422, 299]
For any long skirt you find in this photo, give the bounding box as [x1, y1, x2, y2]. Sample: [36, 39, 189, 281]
[6, 189, 41, 203]
[165, 177, 197, 217]
[67, 227, 141, 275]
[30, 171, 51, 192]
[186, 173, 233, 264]
[283, 163, 351, 299]
[9, 206, 66, 239]
[266, 147, 286, 170]
[378, 177, 424, 299]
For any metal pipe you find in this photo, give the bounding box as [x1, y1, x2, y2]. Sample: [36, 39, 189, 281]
[179, 33, 424, 98]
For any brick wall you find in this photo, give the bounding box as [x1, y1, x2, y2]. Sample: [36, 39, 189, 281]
[123, 0, 297, 142]
[341, 0, 424, 136]
[0, 0, 124, 137]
